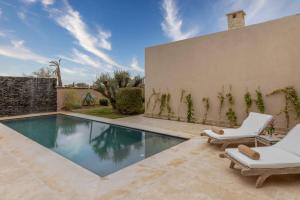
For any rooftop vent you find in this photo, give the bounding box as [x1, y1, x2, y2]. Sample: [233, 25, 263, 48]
[226, 10, 246, 30]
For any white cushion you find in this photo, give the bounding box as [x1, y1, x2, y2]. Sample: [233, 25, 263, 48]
[239, 112, 273, 133]
[203, 129, 257, 140]
[203, 112, 273, 140]
[226, 147, 300, 168]
[275, 124, 300, 156]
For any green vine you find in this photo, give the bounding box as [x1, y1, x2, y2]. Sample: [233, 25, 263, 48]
[202, 97, 210, 124]
[217, 87, 225, 120]
[146, 89, 161, 114]
[226, 86, 237, 127]
[185, 94, 194, 123]
[244, 91, 252, 114]
[268, 86, 300, 128]
[166, 93, 173, 119]
[177, 89, 186, 121]
[226, 108, 237, 127]
[255, 88, 265, 113]
[159, 94, 167, 115]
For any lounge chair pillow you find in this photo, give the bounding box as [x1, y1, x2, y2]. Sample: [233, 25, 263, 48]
[211, 127, 224, 135]
[238, 145, 260, 160]
[239, 112, 273, 133]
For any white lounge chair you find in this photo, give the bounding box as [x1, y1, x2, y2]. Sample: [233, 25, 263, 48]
[221, 124, 300, 188]
[201, 112, 273, 150]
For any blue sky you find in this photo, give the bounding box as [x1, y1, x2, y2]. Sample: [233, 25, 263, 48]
[0, 0, 300, 84]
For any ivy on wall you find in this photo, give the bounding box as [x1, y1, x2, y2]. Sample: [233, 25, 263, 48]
[244, 91, 252, 115]
[185, 94, 194, 123]
[202, 97, 210, 124]
[267, 86, 300, 128]
[226, 86, 237, 127]
[177, 89, 186, 121]
[255, 88, 265, 113]
[217, 86, 225, 120]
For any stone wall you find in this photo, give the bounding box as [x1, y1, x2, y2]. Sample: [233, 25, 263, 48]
[0, 76, 57, 116]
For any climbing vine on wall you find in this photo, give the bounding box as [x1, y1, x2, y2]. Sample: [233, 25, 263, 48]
[177, 89, 186, 121]
[185, 94, 194, 123]
[226, 86, 237, 127]
[255, 88, 265, 113]
[159, 94, 167, 115]
[267, 86, 300, 128]
[166, 93, 173, 120]
[217, 87, 225, 120]
[202, 97, 210, 124]
[146, 88, 161, 114]
[244, 91, 252, 115]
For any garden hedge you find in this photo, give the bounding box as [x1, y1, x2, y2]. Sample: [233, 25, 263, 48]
[99, 98, 109, 106]
[116, 87, 144, 114]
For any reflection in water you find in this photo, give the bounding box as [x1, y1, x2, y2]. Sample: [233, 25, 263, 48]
[2, 114, 185, 176]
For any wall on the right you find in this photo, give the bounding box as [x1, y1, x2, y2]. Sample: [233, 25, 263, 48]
[145, 14, 300, 130]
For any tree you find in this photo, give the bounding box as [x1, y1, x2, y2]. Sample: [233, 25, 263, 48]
[94, 70, 143, 109]
[32, 67, 54, 78]
[49, 59, 63, 87]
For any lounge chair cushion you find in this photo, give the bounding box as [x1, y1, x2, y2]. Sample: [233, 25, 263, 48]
[226, 147, 300, 168]
[239, 112, 273, 133]
[274, 124, 300, 156]
[204, 129, 258, 140]
[203, 112, 273, 140]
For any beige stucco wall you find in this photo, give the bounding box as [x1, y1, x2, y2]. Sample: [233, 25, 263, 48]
[145, 15, 300, 130]
[57, 87, 104, 110]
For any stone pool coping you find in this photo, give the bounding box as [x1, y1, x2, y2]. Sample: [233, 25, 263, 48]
[1, 112, 300, 200]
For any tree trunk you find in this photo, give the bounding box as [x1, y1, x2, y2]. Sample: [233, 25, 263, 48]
[57, 66, 63, 86]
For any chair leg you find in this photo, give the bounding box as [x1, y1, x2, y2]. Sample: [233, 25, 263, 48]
[256, 174, 271, 188]
[229, 161, 235, 169]
[221, 143, 229, 150]
[207, 138, 211, 143]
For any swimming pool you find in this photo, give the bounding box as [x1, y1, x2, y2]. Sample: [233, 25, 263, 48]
[2, 114, 185, 176]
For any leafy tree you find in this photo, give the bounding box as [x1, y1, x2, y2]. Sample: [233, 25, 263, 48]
[94, 70, 143, 109]
[32, 67, 54, 78]
[49, 58, 63, 87]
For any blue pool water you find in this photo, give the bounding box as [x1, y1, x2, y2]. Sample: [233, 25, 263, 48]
[2, 114, 185, 176]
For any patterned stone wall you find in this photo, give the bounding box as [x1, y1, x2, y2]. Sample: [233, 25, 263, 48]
[0, 77, 57, 116]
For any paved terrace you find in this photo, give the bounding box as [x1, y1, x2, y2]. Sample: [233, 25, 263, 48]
[0, 113, 300, 200]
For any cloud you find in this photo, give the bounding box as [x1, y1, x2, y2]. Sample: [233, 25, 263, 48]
[61, 48, 104, 69]
[130, 57, 144, 72]
[223, 0, 300, 25]
[48, 2, 120, 68]
[22, 0, 54, 7]
[0, 40, 49, 64]
[161, 0, 198, 41]
[61, 67, 87, 76]
[17, 11, 26, 21]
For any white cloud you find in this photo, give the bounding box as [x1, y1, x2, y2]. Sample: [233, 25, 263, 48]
[22, 0, 54, 7]
[0, 40, 49, 64]
[130, 57, 144, 72]
[17, 11, 26, 21]
[97, 30, 112, 50]
[223, 0, 300, 25]
[61, 48, 104, 69]
[61, 67, 87, 76]
[48, 2, 120, 68]
[161, 0, 198, 41]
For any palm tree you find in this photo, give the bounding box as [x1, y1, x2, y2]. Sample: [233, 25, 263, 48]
[49, 59, 63, 86]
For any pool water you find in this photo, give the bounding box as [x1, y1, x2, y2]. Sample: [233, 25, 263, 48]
[2, 114, 185, 176]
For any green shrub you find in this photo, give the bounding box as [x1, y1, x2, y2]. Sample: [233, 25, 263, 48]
[99, 98, 109, 106]
[116, 88, 144, 114]
[63, 91, 81, 110]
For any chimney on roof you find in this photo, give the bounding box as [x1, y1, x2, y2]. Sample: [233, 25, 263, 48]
[226, 10, 246, 30]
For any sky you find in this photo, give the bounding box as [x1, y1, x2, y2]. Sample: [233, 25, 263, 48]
[0, 0, 300, 84]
